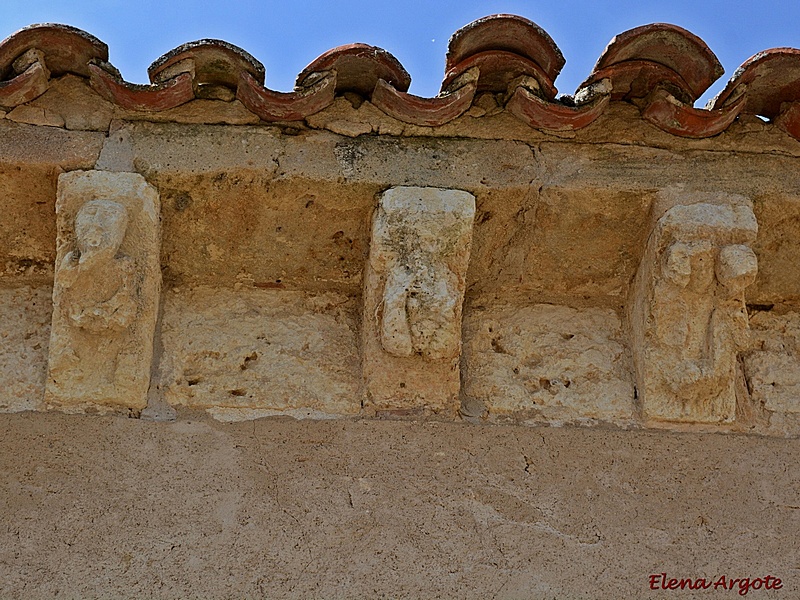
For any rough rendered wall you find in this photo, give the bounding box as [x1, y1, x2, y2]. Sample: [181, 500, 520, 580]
[1, 412, 797, 599]
[0, 286, 51, 412]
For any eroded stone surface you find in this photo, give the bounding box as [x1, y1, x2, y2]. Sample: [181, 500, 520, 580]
[466, 184, 654, 306]
[6, 104, 65, 128]
[630, 200, 758, 424]
[0, 101, 798, 434]
[118, 99, 261, 126]
[363, 186, 475, 413]
[744, 310, 800, 414]
[0, 120, 103, 168]
[0, 285, 51, 412]
[159, 286, 360, 415]
[95, 123, 135, 172]
[462, 304, 634, 422]
[749, 193, 800, 304]
[0, 164, 58, 279]
[373, 190, 474, 360]
[0, 122, 102, 282]
[45, 171, 161, 411]
[28, 75, 114, 131]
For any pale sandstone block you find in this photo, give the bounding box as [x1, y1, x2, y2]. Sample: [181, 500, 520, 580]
[158, 287, 360, 415]
[95, 124, 135, 172]
[0, 120, 103, 169]
[462, 304, 634, 422]
[28, 75, 113, 131]
[45, 171, 161, 411]
[630, 201, 758, 423]
[743, 311, 800, 414]
[6, 105, 65, 128]
[363, 186, 475, 413]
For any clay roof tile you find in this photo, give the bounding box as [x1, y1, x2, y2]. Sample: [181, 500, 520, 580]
[236, 70, 336, 122]
[89, 61, 195, 111]
[442, 50, 558, 99]
[0, 23, 106, 80]
[710, 48, 800, 119]
[372, 69, 477, 127]
[296, 43, 410, 96]
[594, 23, 723, 101]
[3, 16, 800, 140]
[148, 39, 265, 88]
[446, 14, 565, 83]
[580, 60, 697, 103]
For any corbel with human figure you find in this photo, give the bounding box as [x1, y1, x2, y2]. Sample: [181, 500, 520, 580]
[45, 171, 161, 412]
[630, 200, 759, 424]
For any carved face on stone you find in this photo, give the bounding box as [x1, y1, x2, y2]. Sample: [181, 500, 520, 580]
[716, 244, 758, 296]
[662, 241, 715, 292]
[75, 200, 129, 258]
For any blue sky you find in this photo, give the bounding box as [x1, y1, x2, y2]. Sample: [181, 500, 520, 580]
[3, 1, 800, 106]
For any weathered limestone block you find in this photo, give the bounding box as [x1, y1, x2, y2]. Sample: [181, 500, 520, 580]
[743, 311, 800, 414]
[158, 287, 360, 415]
[363, 186, 475, 413]
[45, 171, 161, 411]
[462, 304, 635, 423]
[630, 201, 758, 423]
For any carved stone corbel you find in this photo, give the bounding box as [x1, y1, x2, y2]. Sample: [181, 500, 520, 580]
[362, 186, 475, 414]
[45, 171, 161, 411]
[629, 201, 758, 423]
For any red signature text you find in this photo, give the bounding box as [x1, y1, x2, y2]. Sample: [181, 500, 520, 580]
[649, 573, 783, 596]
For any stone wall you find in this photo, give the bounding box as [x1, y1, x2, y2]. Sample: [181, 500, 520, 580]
[1, 114, 799, 437]
[1, 21, 800, 437]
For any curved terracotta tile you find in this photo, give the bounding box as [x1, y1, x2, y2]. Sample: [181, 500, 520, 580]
[641, 88, 743, 138]
[594, 23, 722, 101]
[0, 23, 107, 80]
[296, 44, 410, 96]
[446, 14, 564, 83]
[236, 70, 336, 121]
[710, 48, 800, 119]
[442, 50, 557, 99]
[506, 86, 609, 131]
[148, 39, 265, 88]
[581, 60, 695, 103]
[0, 60, 49, 108]
[775, 101, 800, 140]
[372, 76, 476, 127]
[89, 62, 195, 111]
